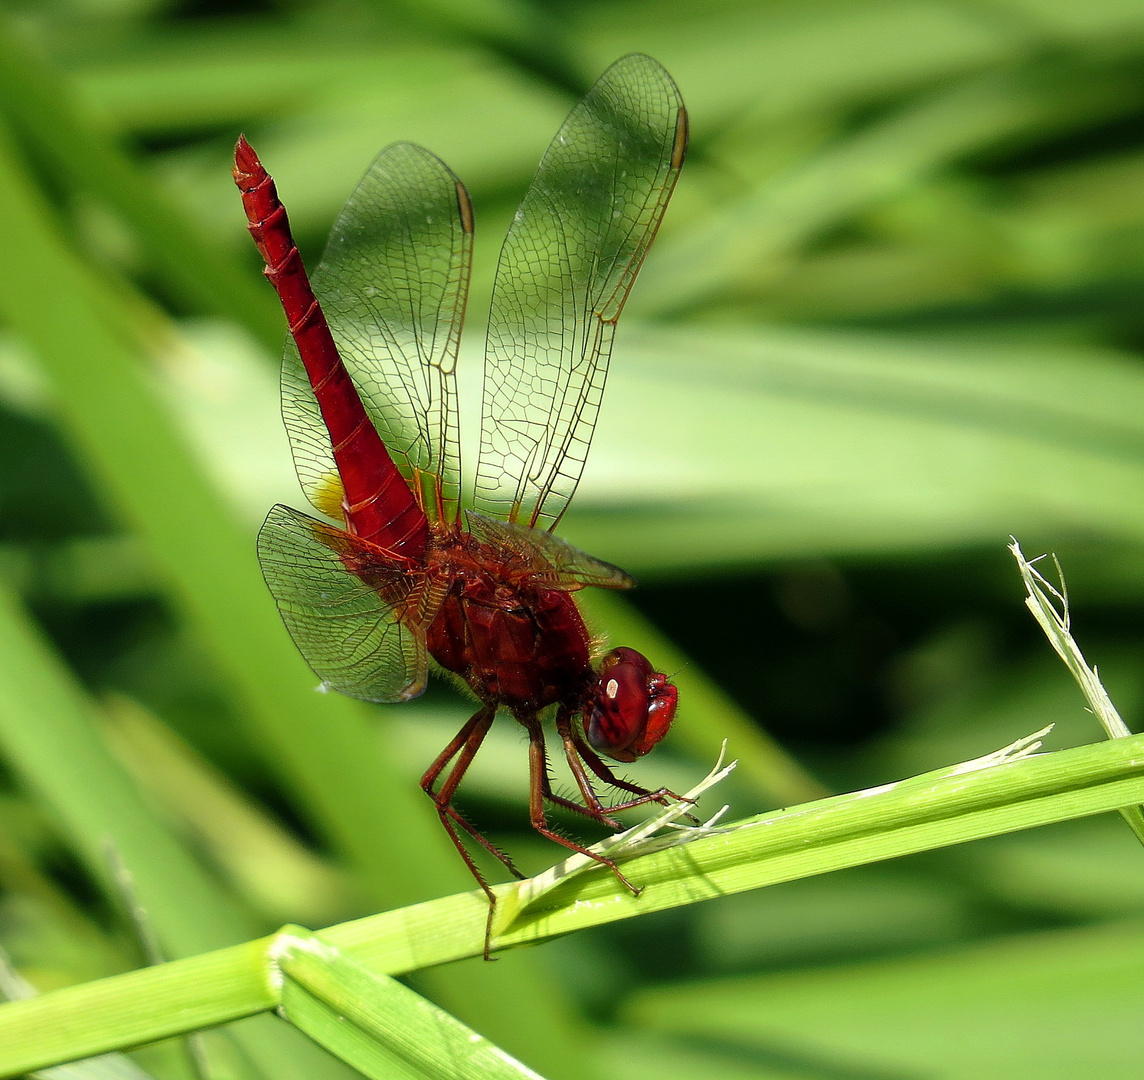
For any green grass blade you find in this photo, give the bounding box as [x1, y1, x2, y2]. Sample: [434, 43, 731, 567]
[4, 727, 1141, 1077]
[275, 930, 546, 1080]
[0, 580, 356, 1080]
[1012, 542, 1131, 738]
[0, 580, 257, 953]
[334, 731, 1144, 970]
[568, 323, 1144, 570]
[636, 65, 1144, 314]
[0, 101, 442, 909]
[1011, 540, 1144, 846]
[101, 695, 356, 927]
[1, 949, 165, 1080]
[0, 938, 275, 1078]
[625, 918, 1144, 1076]
[278, 983, 429, 1080]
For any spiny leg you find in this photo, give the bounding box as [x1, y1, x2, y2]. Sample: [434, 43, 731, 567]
[509, 708, 621, 827]
[523, 714, 640, 895]
[565, 714, 700, 824]
[420, 707, 488, 795]
[421, 704, 522, 961]
[535, 768, 624, 830]
[423, 703, 523, 880]
[435, 803, 500, 959]
[548, 707, 626, 823]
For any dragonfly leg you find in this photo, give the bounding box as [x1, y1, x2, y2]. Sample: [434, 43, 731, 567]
[539, 786, 622, 830]
[523, 715, 640, 896]
[421, 705, 525, 882]
[420, 706, 488, 794]
[550, 707, 628, 824]
[514, 707, 622, 827]
[422, 704, 526, 962]
[434, 806, 498, 960]
[557, 710, 676, 812]
[567, 719, 700, 823]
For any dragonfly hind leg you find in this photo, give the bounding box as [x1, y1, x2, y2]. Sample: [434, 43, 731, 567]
[420, 704, 526, 885]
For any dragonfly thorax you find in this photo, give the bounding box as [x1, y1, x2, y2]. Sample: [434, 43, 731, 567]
[426, 560, 596, 712]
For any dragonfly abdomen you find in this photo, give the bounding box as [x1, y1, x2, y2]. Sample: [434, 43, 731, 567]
[234, 137, 429, 560]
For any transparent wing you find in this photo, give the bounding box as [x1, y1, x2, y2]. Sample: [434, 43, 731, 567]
[283, 142, 472, 525]
[466, 512, 634, 590]
[474, 53, 687, 530]
[257, 503, 434, 702]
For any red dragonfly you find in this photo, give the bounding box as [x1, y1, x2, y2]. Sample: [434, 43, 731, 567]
[234, 54, 688, 923]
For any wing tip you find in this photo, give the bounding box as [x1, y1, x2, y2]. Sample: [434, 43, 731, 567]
[672, 106, 690, 170]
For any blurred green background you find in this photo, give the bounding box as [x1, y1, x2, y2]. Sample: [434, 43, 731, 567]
[3, 0, 1144, 1077]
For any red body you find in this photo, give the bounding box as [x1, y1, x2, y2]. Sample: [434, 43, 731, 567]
[237, 142, 604, 717]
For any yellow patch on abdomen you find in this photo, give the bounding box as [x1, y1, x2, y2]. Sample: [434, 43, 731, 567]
[312, 472, 346, 520]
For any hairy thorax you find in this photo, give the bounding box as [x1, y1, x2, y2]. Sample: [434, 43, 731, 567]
[423, 529, 594, 711]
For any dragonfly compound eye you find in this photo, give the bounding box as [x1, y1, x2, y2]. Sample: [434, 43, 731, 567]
[586, 648, 678, 762]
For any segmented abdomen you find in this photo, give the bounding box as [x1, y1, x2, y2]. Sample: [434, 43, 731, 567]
[234, 137, 429, 560]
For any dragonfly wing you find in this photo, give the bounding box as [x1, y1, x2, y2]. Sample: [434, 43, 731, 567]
[258, 503, 434, 702]
[474, 53, 687, 530]
[466, 512, 635, 591]
[283, 142, 472, 526]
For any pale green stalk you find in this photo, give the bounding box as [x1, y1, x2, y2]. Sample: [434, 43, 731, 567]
[273, 931, 544, 1080]
[4, 728, 1144, 1077]
[1011, 539, 1144, 845]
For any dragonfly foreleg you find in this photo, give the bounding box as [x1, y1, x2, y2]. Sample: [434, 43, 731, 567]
[522, 715, 641, 895]
[557, 709, 676, 813]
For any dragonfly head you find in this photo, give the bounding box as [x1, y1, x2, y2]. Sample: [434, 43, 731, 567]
[585, 647, 678, 763]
